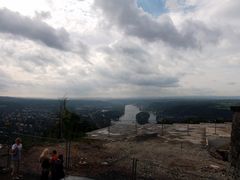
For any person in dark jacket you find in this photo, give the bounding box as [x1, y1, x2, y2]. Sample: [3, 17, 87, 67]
[39, 148, 50, 180]
[56, 154, 65, 180]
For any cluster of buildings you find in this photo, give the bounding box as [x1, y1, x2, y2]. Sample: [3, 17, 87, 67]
[0, 107, 59, 136]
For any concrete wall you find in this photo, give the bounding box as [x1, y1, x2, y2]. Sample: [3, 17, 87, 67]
[230, 107, 240, 178]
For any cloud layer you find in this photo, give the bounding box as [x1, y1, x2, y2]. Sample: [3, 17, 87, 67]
[0, 8, 70, 50]
[94, 0, 220, 48]
[0, 0, 239, 98]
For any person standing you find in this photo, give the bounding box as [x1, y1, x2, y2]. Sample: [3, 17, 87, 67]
[11, 137, 22, 180]
[50, 150, 58, 180]
[56, 154, 65, 180]
[39, 148, 50, 180]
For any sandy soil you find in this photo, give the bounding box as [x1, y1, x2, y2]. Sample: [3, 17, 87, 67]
[1, 123, 233, 180]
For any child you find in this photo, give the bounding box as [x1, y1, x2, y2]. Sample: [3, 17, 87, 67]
[50, 150, 58, 180]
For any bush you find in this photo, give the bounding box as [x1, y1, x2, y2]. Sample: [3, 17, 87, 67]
[136, 112, 150, 125]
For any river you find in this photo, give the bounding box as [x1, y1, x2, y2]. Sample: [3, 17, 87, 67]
[119, 104, 156, 124]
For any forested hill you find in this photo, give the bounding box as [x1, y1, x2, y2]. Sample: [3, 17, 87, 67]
[146, 99, 240, 123]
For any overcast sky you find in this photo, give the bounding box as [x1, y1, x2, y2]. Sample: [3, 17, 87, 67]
[0, 0, 239, 98]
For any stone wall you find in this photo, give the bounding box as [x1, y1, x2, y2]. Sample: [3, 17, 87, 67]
[230, 106, 240, 178]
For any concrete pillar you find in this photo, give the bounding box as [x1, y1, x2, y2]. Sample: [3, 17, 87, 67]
[230, 106, 240, 178]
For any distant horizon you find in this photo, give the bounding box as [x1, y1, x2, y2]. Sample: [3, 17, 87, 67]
[1, 95, 240, 101]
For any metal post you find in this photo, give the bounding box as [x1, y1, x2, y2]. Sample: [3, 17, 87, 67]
[134, 159, 138, 180]
[215, 119, 217, 135]
[131, 158, 135, 180]
[161, 112, 164, 136]
[161, 120, 164, 136]
[135, 122, 138, 135]
[131, 158, 138, 180]
[65, 140, 68, 168]
[68, 140, 71, 168]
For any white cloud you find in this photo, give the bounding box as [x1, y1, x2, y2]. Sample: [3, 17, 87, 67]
[0, 0, 239, 98]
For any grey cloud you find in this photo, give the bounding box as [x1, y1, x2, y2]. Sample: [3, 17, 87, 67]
[20, 52, 60, 66]
[0, 74, 9, 90]
[182, 20, 220, 46]
[101, 42, 150, 63]
[0, 7, 90, 58]
[119, 74, 179, 87]
[216, 1, 240, 20]
[228, 82, 236, 86]
[94, 0, 220, 48]
[72, 40, 90, 61]
[0, 8, 69, 50]
[0, 73, 48, 95]
[0, 70, 15, 91]
[0, 81, 10, 91]
[55, 80, 97, 97]
[97, 41, 180, 88]
[17, 53, 61, 73]
[0, 8, 90, 61]
[34, 11, 52, 20]
[0, 38, 63, 74]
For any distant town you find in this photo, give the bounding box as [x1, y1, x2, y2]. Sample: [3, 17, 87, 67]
[0, 96, 240, 137]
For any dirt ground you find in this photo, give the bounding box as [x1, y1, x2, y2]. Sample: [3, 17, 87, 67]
[1, 123, 233, 180]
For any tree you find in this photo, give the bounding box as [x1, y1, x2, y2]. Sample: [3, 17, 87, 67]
[136, 112, 150, 125]
[60, 99, 96, 169]
[49, 98, 96, 140]
[63, 109, 96, 139]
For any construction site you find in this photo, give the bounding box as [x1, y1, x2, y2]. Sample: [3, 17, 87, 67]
[0, 121, 234, 180]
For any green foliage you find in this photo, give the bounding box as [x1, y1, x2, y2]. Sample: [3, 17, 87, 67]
[45, 106, 97, 139]
[63, 110, 96, 140]
[91, 111, 111, 128]
[148, 99, 240, 123]
[136, 111, 150, 125]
